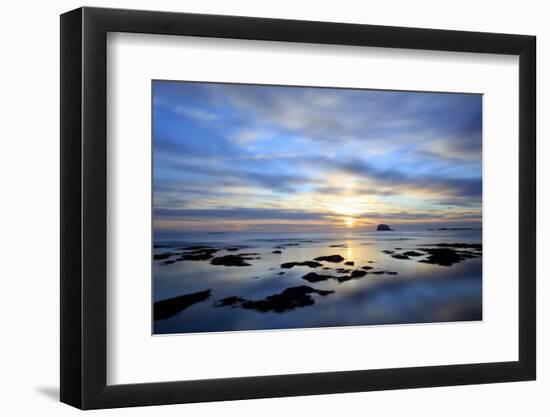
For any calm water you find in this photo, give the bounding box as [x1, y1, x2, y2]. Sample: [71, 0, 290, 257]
[153, 230, 482, 334]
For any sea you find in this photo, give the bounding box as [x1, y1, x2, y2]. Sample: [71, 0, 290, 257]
[153, 229, 482, 334]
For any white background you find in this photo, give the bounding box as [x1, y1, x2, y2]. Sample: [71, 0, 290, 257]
[0, 0, 546, 416]
[108, 33, 519, 384]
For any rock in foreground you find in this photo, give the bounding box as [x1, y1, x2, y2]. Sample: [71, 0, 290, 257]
[211, 254, 253, 267]
[280, 261, 323, 269]
[303, 269, 384, 283]
[215, 286, 334, 313]
[154, 289, 212, 321]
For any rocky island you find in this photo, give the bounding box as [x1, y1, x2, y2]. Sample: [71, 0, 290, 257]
[376, 224, 394, 231]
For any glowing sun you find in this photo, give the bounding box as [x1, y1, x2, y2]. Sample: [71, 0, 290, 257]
[345, 219, 354, 227]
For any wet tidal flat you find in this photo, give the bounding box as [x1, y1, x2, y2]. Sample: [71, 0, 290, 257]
[153, 230, 482, 334]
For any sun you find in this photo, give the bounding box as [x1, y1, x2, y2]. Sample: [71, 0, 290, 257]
[345, 219, 354, 227]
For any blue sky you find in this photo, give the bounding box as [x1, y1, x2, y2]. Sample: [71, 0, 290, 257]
[153, 81, 482, 233]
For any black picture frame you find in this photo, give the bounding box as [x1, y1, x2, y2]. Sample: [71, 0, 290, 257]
[60, 6, 536, 410]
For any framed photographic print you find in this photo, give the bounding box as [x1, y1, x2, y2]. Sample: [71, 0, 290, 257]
[60, 6, 536, 409]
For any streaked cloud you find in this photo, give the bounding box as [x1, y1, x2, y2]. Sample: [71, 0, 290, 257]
[153, 81, 482, 233]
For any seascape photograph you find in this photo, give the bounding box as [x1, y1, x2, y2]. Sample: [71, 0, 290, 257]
[152, 80, 482, 335]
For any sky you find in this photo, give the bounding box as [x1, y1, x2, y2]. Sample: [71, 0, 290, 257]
[153, 81, 482, 234]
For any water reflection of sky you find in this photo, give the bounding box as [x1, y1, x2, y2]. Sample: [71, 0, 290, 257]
[153, 230, 482, 334]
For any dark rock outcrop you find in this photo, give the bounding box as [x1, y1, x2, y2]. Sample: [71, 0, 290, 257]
[154, 252, 175, 260]
[336, 270, 368, 282]
[417, 247, 480, 267]
[178, 248, 219, 261]
[180, 245, 214, 251]
[210, 254, 253, 267]
[314, 254, 344, 263]
[424, 243, 482, 250]
[214, 296, 246, 307]
[215, 286, 334, 313]
[376, 224, 394, 231]
[303, 269, 370, 283]
[403, 251, 424, 257]
[302, 272, 337, 283]
[350, 270, 367, 278]
[154, 289, 211, 320]
[280, 261, 323, 269]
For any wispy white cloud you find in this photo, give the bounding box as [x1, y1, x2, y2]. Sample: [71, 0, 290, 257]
[174, 105, 218, 122]
[152, 81, 482, 232]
